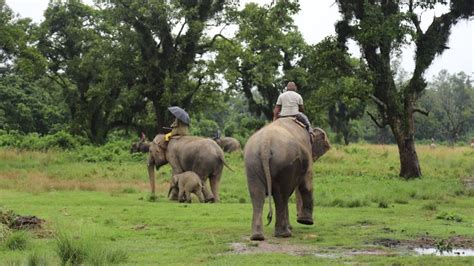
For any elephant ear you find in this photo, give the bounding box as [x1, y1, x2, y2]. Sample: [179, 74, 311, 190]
[311, 128, 331, 161]
[153, 135, 168, 150]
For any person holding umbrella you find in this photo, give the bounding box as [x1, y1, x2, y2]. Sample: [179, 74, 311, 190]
[165, 106, 191, 141]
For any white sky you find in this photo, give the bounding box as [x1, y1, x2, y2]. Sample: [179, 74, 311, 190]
[6, 0, 473, 80]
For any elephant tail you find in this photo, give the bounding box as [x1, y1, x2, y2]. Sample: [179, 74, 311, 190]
[221, 158, 234, 172]
[261, 138, 273, 226]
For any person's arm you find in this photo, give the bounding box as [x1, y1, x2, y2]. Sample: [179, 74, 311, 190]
[298, 94, 304, 113]
[273, 105, 281, 120]
[299, 105, 304, 113]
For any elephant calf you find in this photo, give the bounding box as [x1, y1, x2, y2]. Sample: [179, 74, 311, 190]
[168, 171, 205, 203]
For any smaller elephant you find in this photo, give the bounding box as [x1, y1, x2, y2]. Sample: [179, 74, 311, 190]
[168, 171, 205, 203]
[215, 137, 241, 153]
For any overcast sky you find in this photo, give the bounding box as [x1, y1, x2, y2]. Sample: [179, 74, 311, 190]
[6, 0, 473, 80]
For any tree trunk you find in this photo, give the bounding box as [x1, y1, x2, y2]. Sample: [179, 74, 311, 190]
[397, 135, 421, 178]
[390, 114, 422, 178]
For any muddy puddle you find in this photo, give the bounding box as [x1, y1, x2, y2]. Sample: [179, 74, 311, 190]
[414, 248, 474, 256]
[228, 235, 474, 258]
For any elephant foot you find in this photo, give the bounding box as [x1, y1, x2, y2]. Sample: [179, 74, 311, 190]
[205, 197, 215, 203]
[250, 233, 265, 241]
[275, 229, 292, 238]
[297, 217, 314, 225]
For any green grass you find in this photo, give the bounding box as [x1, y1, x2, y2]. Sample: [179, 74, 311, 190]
[0, 144, 473, 264]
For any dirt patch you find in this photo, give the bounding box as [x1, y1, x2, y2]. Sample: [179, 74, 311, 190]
[1, 209, 44, 230]
[0, 170, 157, 193]
[229, 240, 393, 258]
[230, 241, 313, 255]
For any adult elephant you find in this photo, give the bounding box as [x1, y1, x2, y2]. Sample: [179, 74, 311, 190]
[215, 137, 241, 153]
[244, 117, 330, 240]
[148, 134, 229, 202]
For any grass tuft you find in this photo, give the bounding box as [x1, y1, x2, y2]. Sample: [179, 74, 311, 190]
[5, 231, 29, 251]
[55, 232, 88, 265]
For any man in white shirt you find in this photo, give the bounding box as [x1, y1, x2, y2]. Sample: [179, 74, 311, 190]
[273, 82, 303, 119]
[273, 81, 312, 133]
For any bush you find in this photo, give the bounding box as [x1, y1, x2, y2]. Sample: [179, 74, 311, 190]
[0, 131, 86, 150]
[5, 231, 29, 251]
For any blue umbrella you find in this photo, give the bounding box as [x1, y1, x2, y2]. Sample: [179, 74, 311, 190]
[168, 106, 190, 125]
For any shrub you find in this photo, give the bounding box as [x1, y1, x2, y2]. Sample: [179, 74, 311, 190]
[5, 231, 29, 251]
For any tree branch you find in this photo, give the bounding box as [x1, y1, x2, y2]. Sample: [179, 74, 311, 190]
[367, 111, 387, 128]
[408, 0, 422, 35]
[412, 107, 429, 116]
[174, 19, 187, 49]
[369, 94, 387, 110]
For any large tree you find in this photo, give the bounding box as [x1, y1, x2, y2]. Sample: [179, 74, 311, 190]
[99, 0, 232, 132]
[213, 0, 307, 120]
[335, 0, 473, 178]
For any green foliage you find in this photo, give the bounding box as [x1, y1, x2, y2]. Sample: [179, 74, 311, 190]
[0, 131, 86, 150]
[5, 231, 29, 251]
[416, 70, 474, 143]
[0, 75, 67, 134]
[212, 0, 307, 119]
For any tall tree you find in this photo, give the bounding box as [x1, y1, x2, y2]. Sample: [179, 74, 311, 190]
[213, 0, 307, 120]
[38, 1, 135, 143]
[301, 37, 371, 145]
[335, 0, 473, 178]
[100, 0, 232, 132]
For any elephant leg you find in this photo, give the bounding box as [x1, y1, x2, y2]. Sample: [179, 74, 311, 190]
[147, 158, 156, 196]
[178, 190, 185, 203]
[248, 183, 265, 241]
[169, 188, 179, 201]
[185, 190, 192, 203]
[209, 173, 221, 202]
[296, 172, 314, 225]
[195, 188, 205, 203]
[201, 182, 215, 203]
[273, 187, 291, 238]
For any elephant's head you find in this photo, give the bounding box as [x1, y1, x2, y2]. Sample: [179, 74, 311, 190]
[149, 135, 168, 168]
[311, 128, 331, 161]
[130, 142, 140, 153]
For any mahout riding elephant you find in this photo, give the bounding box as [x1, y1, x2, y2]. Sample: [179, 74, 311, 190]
[244, 117, 330, 240]
[168, 171, 205, 203]
[214, 137, 242, 153]
[148, 134, 230, 202]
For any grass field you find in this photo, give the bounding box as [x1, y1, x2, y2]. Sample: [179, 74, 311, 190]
[0, 144, 473, 264]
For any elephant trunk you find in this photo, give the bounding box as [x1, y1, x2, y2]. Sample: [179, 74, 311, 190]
[167, 186, 173, 198]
